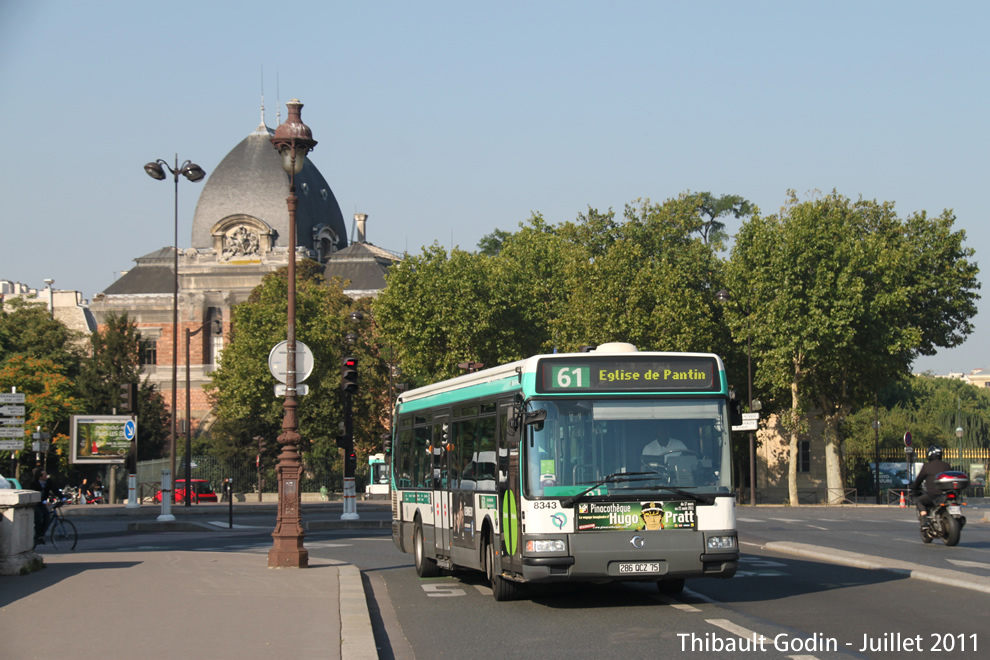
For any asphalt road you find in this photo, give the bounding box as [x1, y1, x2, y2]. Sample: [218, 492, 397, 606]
[47, 501, 990, 660]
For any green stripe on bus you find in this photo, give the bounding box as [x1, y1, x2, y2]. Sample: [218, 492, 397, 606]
[502, 490, 518, 556]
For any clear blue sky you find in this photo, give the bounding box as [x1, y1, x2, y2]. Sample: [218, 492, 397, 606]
[1, 1, 985, 374]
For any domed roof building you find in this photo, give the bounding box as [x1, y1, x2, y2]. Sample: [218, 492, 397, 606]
[90, 105, 356, 442]
[191, 121, 347, 261]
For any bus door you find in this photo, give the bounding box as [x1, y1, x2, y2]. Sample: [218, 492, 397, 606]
[498, 402, 523, 575]
[432, 413, 452, 557]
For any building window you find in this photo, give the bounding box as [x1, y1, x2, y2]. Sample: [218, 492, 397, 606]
[211, 334, 224, 366]
[798, 439, 811, 473]
[140, 339, 158, 366]
[207, 307, 224, 365]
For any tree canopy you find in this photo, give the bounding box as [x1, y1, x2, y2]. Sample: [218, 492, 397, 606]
[726, 190, 980, 504]
[207, 261, 390, 480]
[375, 193, 737, 386]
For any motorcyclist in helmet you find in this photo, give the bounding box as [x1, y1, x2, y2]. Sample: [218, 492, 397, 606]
[910, 445, 952, 528]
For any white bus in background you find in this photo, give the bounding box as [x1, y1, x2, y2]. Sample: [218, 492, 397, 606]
[365, 453, 390, 499]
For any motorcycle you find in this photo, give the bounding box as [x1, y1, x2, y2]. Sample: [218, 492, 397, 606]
[919, 471, 969, 546]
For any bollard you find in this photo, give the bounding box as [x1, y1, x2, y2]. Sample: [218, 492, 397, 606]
[157, 469, 175, 522]
[341, 477, 359, 520]
[125, 473, 140, 509]
[228, 478, 233, 529]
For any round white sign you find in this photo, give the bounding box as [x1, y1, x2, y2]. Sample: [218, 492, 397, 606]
[267, 340, 315, 384]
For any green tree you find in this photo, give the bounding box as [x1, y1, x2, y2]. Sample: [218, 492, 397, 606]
[727, 191, 979, 504]
[0, 297, 83, 377]
[694, 192, 754, 249]
[555, 195, 730, 354]
[207, 262, 390, 485]
[477, 228, 512, 257]
[0, 355, 80, 475]
[76, 312, 170, 461]
[374, 243, 531, 382]
[377, 195, 743, 385]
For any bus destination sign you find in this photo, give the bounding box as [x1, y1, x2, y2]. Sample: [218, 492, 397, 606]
[537, 356, 719, 393]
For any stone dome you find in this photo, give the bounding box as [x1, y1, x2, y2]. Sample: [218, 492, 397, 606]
[191, 122, 348, 258]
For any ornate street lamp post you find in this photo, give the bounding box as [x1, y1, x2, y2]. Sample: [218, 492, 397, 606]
[268, 99, 316, 568]
[144, 156, 206, 501]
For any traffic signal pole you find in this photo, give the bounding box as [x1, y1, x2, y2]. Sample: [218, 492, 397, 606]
[341, 357, 359, 521]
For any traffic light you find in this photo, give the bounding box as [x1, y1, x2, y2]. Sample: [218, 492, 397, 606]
[119, 383, 138, 413]
[341, 357, 358, 394]
[336, 435, 352, 451]
[345, 450, 357, 474]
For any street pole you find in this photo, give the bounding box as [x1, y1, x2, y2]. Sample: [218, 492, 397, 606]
[268, 99, 316, 569]
[746, 334, 756, 507]
[144, 156, 205, 504]
[185, 319, 220, 507]
[873, 399, 880, 504]
[44, 279, 54, 319]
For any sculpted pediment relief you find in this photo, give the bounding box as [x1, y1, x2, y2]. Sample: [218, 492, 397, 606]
[211, 215, 275, 261]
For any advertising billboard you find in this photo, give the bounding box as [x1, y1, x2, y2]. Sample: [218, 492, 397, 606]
[70, 415, 136, 464]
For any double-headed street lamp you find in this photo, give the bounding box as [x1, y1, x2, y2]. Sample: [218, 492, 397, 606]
[144, 156, 206, 500]
[268, 99, 316, 569]
[185, 319, 222, 506]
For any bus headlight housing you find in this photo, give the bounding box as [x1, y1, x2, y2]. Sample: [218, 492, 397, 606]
[706, 535, 736, 550]
[526, 539, 566, 553]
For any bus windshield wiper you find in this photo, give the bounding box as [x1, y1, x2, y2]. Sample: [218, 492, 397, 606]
[643, 485, 715, 505]
[559, 472, 658, 508]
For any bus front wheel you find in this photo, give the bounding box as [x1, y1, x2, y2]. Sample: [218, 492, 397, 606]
[486, 537, 521, 601]
[414, 523, 440, 578]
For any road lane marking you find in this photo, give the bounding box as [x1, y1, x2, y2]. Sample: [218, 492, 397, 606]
[656, 594, 700, 611]
[706, 618, 761, 639]
[947, 558, 990, 570]
[707, 620, 820, 660]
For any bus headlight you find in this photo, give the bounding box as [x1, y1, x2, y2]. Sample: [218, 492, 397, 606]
[706, 535, 736, 550]
[526, 539, 566, 553]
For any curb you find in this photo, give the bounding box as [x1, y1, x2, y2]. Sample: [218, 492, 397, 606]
[764, 541, 990, 595]
[339, 564, 378, 660]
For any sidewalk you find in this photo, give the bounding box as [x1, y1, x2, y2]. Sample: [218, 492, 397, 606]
[1, 502, 383, 660]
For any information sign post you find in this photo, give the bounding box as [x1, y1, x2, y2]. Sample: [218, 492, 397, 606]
[0, 390, 25, 476]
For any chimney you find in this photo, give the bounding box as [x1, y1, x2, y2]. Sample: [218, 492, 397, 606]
[354, 213, 368, 243]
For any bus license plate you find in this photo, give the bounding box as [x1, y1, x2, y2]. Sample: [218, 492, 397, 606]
[948, 505, 961, 515]
[618, 562, 660, 574]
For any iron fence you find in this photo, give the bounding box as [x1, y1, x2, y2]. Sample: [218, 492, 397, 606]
[132, 456, 356, 497]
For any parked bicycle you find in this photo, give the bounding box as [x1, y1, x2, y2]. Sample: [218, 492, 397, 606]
[34, 500, 78, 551]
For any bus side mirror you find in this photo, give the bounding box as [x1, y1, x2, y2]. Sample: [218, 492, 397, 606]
[524, 409, 546, 431]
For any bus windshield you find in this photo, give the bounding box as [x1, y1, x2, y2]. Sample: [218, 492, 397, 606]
[524, 398, 732, 498]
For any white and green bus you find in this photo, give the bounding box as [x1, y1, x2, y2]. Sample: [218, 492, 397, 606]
[390, 343, 740, 600]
